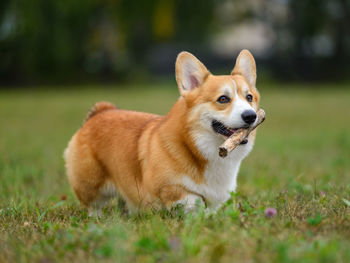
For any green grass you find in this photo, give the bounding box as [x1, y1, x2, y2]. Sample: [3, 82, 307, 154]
[0, 82, 349, 262]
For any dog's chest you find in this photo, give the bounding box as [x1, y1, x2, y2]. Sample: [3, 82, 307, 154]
[182, 152, 245, 209]
[182, 133, 254, 209]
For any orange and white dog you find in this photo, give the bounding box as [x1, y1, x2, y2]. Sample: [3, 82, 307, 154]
[64, 50, 260, 215]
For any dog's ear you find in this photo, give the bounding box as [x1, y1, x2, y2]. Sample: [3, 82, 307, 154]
[175, 52, 209, 96]
[231, 49, 256, 87]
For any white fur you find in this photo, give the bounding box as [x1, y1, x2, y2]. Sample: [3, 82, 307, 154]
[228, 80, 256, 128]
[173, 193, 205, 213]
[183, 81, 255, 211]
[88, 180, 118, 217]
[184, 129, 254, 210]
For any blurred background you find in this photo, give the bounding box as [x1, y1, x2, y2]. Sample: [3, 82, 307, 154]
[1, 0, 350, 86]
[1, 2, 350, 261]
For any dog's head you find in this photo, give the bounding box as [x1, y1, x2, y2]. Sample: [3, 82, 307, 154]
[175, 50, 260, 157]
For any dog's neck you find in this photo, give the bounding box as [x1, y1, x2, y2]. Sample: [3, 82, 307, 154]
[158, 98, 254, 207]
[157, 98, 207, 180]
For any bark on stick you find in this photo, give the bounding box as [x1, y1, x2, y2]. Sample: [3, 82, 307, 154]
[219, 109, 266, 158]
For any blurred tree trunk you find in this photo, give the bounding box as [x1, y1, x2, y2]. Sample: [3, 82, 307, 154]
[333, 0, 350, 60]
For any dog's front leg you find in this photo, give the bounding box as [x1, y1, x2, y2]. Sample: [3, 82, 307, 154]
[172, 194, 205, 214]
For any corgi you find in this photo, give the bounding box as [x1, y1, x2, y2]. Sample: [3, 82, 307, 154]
[64, 49, 260, 215]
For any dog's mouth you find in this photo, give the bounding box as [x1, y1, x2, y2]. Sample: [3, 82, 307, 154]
[211, 120, 249, 144]
[211, 120, 238, 137]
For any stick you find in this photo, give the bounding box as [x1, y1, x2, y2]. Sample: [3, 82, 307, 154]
[218, 109, 266, 158]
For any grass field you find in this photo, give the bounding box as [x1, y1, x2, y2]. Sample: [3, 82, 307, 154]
[0, 82, 350, 262]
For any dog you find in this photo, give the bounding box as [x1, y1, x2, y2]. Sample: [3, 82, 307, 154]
[64, 49, 260, 215]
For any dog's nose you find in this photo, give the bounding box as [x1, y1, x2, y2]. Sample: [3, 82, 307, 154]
[241, 110, 257, 124]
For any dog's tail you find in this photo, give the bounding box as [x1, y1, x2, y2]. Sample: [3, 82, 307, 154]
[84, 101, 117, 123]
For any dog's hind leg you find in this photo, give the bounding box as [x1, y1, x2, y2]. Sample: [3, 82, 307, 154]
[64, 136, 117, 216]
[87, 180, 119, 217]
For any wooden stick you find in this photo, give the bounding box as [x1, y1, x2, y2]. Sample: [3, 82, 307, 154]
[218, 109, 266, 158]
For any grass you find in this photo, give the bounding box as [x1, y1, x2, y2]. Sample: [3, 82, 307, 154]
[0, 82, 349, 262]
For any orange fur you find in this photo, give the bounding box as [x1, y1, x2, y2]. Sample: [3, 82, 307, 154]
[64, 50, 261, 213]
[84, 101, 116, 123]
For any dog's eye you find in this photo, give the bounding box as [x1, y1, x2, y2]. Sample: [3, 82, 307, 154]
[217, 95, 231, 104]
[246, 94, 253, 102]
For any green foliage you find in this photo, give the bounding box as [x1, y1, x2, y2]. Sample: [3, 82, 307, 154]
[0, 83, 350, 262]
[0, 0, 216, 82]
[307, 214, 323, 226]
[2, 0, 349, 83]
